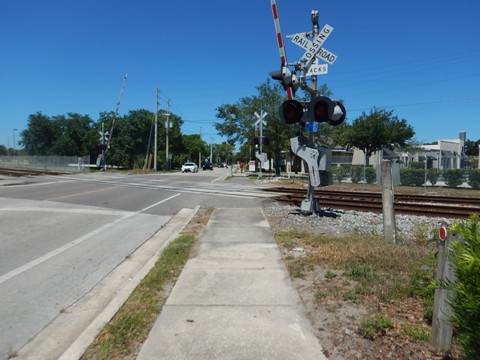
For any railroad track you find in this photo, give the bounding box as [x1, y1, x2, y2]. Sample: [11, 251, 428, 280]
[264, 187, 480, 219]
[0, 167, 66, 177]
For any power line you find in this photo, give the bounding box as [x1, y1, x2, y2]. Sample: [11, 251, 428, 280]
[340, 73, 480, 98]
[349, 95, 480, 113]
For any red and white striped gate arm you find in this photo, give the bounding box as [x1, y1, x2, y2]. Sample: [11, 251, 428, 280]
[270, 0, 293, 100]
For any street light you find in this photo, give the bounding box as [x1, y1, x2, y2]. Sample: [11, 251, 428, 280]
[13, 128, 17, 157]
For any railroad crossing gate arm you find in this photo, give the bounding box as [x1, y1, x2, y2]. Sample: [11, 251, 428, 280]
[290, 136, 321, 187]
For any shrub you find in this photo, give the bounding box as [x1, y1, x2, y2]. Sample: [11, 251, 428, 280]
[365, 166, 376, 184]
[446, 215, 480, 359]
[410, 161, 425, 170]
[350, 165, 363, 183]
[332, 165, 350, 183]
[442, 169, 465, 188]
[427, 168, 440, 186]
[470, 157, 478, 169]
[466, 169, 480, 189]
[400, 168, 424, 186]
[350, 165, 376, 184]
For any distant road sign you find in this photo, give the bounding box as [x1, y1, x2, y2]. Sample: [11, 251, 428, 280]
[306, 64, 328, 76]
[291, 34, 337, 65]
[299, 24, 333, 65]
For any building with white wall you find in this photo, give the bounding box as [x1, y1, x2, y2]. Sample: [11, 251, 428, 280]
[348, 132, 468, 169]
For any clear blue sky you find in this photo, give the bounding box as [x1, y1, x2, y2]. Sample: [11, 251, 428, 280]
[1, 0, 479, 150]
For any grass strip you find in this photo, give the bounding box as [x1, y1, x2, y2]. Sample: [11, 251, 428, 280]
[82, 207, 212, 359]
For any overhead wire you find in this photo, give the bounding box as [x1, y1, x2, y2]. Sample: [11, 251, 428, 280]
[349, 95, 480, 113]
[152, 49, 480, 136]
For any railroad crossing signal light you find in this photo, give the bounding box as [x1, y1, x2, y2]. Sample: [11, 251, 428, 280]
[254, 136, 269, 146]
[279, 100, 304, 124]
[309, 96, 346, 126]
[269, 65, 299, 95]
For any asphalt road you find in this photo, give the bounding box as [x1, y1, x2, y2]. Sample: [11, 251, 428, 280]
[0, 169, 273, 359]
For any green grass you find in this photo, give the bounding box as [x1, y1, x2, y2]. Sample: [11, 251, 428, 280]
[81, 234, 196, 359]
[402, 324, 431, 342]
[324, 270, 337, 280]
[359, 313, 394, 340]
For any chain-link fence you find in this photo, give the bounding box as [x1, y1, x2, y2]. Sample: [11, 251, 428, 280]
[0, 156, 91, 173]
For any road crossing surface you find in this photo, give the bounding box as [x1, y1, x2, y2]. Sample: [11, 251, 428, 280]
[0, 170, 278, 359]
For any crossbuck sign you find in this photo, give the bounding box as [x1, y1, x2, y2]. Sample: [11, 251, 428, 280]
[288, 24, 337, 77]
[299, 24, 333, 64]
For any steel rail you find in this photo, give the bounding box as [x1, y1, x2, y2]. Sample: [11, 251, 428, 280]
[0, 167, 66, 177]
[267, 187, 480, 219]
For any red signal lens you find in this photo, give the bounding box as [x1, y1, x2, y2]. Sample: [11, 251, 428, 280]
[285, 104, 298, 120]
[314, 101, 329, 122]
[281, 100, 303, 124]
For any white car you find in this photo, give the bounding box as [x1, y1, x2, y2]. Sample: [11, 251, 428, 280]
[181, 162, 198, 173]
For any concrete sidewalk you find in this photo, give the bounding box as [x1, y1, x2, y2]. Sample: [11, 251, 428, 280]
[137, 207, 327, 360]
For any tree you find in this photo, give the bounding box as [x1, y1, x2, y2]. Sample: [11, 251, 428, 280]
[181, 134, 208, 165]
[20, 112, 95, 157]
[215, 80, 345, 175]
[98, 109, 175, 169]
[20, 112, 59, 155]
[342, 108, 414, 166]
[124, 109, 156, 168]
[214, 142, 235, 165]
[0, 145, 7, 155]
[465, 139, 480, 157]
[51, 113, 94, 156]
[215, 79, 295, 175]
[98, 111, 132, 167]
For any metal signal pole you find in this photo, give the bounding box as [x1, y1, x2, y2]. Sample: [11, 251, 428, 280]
[304, 11, 320, 213]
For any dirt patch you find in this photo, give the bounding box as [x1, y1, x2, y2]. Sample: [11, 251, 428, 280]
[183, 207, 214, 259]
[182, 207, 214, 238]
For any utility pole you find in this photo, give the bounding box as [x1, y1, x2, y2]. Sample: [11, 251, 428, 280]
[165, 99, 171, 171]
[101, 122, 106, 171]
[210, 137, 213, 163]
[154, 88, 159, 171]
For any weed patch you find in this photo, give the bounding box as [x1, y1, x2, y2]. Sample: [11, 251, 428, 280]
[402, 323, 431, 342]
[359, 313, 394, 340]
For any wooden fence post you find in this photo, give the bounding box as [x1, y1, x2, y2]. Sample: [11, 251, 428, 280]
[431, 221, 457, 352]
[381, 160, 396, 243]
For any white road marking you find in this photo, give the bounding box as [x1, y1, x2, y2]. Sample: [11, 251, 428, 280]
[0, 193, 180, 285]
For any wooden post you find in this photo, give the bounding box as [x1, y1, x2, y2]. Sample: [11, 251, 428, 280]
[381, 160, 396, 243]
[431, 221, 456, 352]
